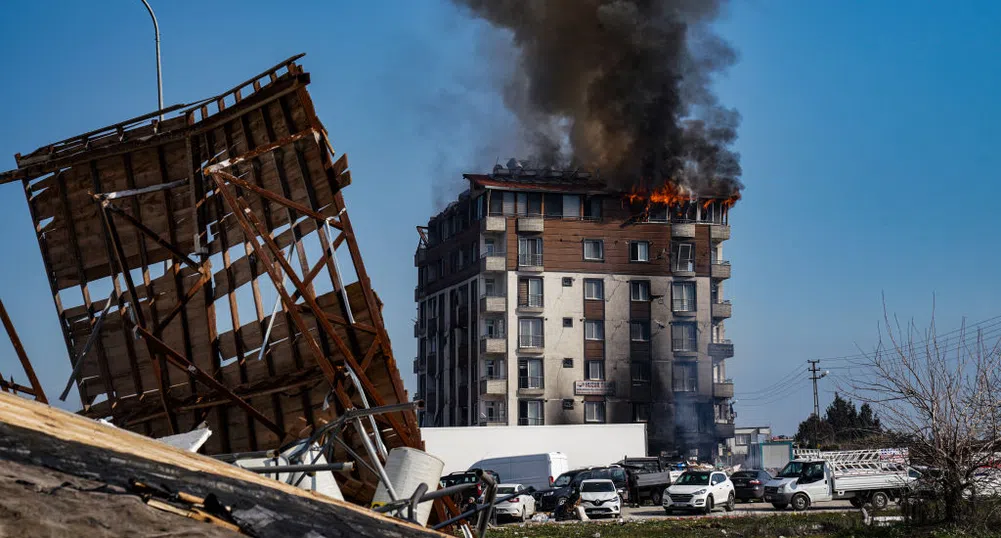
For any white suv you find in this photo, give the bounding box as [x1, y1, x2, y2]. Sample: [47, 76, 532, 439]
[663, 470, 735, 515]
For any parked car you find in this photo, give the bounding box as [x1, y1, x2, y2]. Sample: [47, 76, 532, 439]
[468, 452, 569, 493]
[579, 479, 621, 518]
[492, 484, 537, 521]
[539, 466, 629, 512]
[440, 469, 501, 505]
[730, 469, 772, 502]
[662, 470, 735, 515]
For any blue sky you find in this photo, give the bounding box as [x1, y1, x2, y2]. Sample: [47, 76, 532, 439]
[0, 1, 998, 436]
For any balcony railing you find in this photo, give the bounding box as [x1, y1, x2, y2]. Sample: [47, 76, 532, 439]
[483, 411, 508, 424]
[672, 339, 697, 353]
[672, 300, 695, 313]
[673, 260, 695, 273]
[518, 334, 544, 349]
[518, 376, 544, 390]
[482, 371, 506, 380]
[518, 417, 544, 426]
[519, 293, 543, 309]
[518, 252, 543, 267]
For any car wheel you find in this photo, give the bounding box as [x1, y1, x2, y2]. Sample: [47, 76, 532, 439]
[651, 490, 663, 505]
[849, 497, 864, 508]
[704, 494, 714, 515]
[791, 493, 810, 511]
[725, 491, 735, 512]
[871, 491, 889, 510]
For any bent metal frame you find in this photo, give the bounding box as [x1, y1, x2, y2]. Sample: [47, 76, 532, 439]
[0, 55, 426, 507]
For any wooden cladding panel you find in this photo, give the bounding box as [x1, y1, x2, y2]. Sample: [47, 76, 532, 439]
[630, 300, 651, 320]
[583, 299, 604, 320]
[584, 340, 604, 360]
[694, 225, 711, 274]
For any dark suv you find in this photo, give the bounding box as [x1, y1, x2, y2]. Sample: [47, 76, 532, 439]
[439, 469, 501, 503]
[538, 466, 629, 511]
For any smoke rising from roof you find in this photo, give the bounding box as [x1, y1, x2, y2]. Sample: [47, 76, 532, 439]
[451, 0, 743, 197]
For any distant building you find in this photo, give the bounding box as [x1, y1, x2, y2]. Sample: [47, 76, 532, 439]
[413, 164, 737, 459]
[728, 426, 773, 468]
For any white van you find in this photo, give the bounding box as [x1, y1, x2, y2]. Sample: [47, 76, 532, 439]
[469, 452, 570, 492]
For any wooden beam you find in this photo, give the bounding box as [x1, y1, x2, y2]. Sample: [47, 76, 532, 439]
[209, 170, 342, 230]
[0, 299, 47, 404]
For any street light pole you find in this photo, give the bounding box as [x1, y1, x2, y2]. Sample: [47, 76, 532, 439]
[139, 0, 163, 121]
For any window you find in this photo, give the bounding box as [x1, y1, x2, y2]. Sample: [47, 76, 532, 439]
[519, 277, 543, 308]
[518, 318, 544, 348]
[584, 401, 606, 423]
[630, 321, 650, 342]
[484, 277, 498, 296]
[630, 241, 650, 262]
[562, 195, 581, 218]
[735, 434, 752, 446]
[526, 193, 542, 215]
[518, 400, 544, 425]
[586, 360, 605, 380]
[544, 193, 562, 218]
[672, 322, 697, 352]
[631, 361, 651, 383]
[562, 358, 574, 368]
[630, 281, 650, 302]
[563, 317, 573, 328]
[484, 318, 504, 338]
[484, 359, 505, 379]
[584, 196, 602, 220]
[483, 401, 506, 422]
[633, 403, 651, 422]
[672, 242, 694, 272]
[583, 239, 604, 261]
[584, 279, 604, 300]
[516, 193, 527, 216]
[518, 236, 543, 266]
[518, 358, 544, 389]
[484, 238, 497, 256]
[673, 362, 697, 392]
[585, 320, 604, 341]
[711, 281, 720, 304]
[672, 282, 696, 312]
[562, 277, 573, 287]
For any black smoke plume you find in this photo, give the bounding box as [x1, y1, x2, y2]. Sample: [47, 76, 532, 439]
[451, 0, 743, 197]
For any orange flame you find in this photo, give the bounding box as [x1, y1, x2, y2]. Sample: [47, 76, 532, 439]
[623, 183, 739, 212]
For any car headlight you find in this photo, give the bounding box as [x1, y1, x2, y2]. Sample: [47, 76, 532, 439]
[694, 489, 707, 496]
[543, 492, 554, 496]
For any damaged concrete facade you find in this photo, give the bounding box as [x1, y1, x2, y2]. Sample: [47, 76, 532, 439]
[414, 166, 736, 459]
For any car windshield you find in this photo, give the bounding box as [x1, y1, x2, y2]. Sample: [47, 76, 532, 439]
[497, 486, 517, 495]
[731, 471, 757, 478]
[581, 481, 615, 493]
[624, 460, 660, 473]
[778, 462, 805, 478]
[441, 474, 476, 487]
[553, 473, 576, 487]
[675, 472, 711, 485]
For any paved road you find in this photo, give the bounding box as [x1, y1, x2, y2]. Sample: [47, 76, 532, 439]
[495, 500, 855, 526]
[622, 499, 854, 518]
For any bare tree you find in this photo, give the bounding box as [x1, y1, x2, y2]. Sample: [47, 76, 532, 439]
[847, 305, 1001, 523]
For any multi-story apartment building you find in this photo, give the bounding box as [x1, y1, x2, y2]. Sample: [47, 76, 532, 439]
[413, 164, 736, 459]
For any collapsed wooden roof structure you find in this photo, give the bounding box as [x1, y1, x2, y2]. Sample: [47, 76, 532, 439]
[0, 54, 422, 506]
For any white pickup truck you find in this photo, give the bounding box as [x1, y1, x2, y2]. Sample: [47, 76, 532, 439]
[763, 448, 917, 511]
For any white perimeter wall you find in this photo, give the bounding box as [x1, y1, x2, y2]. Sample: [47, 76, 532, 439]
[421, 423, 648, 474]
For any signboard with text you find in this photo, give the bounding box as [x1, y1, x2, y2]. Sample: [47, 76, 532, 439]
[574, 380, 615, 396]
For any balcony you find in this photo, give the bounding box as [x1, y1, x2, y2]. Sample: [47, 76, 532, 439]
[518, 374, 544, 395]
[518, 417, 545, 426]
[517, 216, 544, 233]
[479, 376, 507, 396]
[517, 334, 545, 353]
[414, 247, 427, 266]
[671, 222, 696, 238]
[480, 335, 507, 354]
[481, 411, 508, 426]
[480, 250, 507, 272]
[517, 293, 544, 314]
[426, 352, 438, 373]
[414, 286, 423, 301]
[479, 294, 506, 314]
[413, 320, 425, 338]
[714, 380, 734, 399]
[708, 340, 734, 359]
[711, 261, 731, 280]
[481, 215, 506, 233]
[517, 252, 543, 272]
[710, 225, 731, 242]
[715, 421, 735, 439]
[413, 356, 425, 374]
[712, 301, 732, 319]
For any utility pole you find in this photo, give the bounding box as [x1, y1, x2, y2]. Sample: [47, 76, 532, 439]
[808, 360, 828, 447]
[140, 0, 163, 121]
